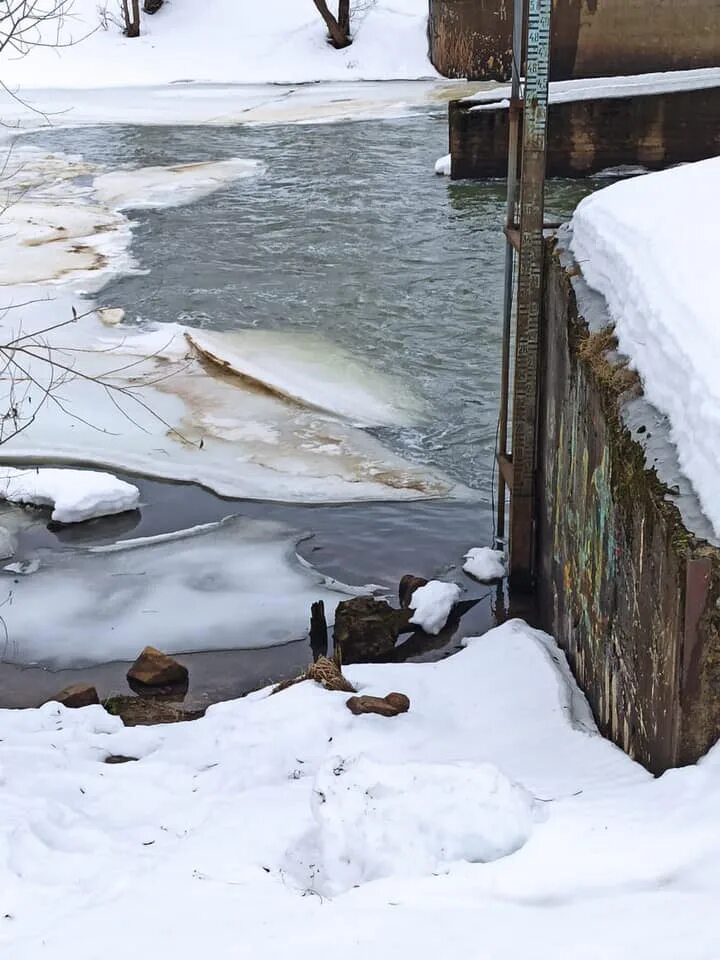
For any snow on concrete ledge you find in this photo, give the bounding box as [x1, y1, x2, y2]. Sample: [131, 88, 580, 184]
[0, 467, 140, 523]
[463, 67, 720, 110]
[570, 156, 720, 537]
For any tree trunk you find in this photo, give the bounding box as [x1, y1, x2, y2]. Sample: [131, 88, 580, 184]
[313, 0, 352, 48]
[122, 0, 141, 37]
[338, 0, 350, 37]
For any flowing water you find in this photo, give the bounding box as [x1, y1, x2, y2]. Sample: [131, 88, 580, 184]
[2, 112, 594, 702]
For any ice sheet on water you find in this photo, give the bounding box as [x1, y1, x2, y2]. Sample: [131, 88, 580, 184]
[186, 327, 422, 427]
[0, 515, 373, 667]
[92, 159, 264, 211]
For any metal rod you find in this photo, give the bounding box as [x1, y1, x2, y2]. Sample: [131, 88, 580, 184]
[509, 0, 553, 590]
[496, 0, 525, 548]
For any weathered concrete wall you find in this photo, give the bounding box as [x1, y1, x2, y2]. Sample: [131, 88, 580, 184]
[429, 0, 720, 81]
[536, 237, 720, 773]
[449, 86, 720, 179]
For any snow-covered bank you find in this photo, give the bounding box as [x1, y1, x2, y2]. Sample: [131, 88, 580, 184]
[3, 0, 437, 90]
[4, 619, 720, 959]
[570, 156, 720, 536]
[0, 468, 139, 523]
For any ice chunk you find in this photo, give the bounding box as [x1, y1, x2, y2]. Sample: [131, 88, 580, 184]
[0, 468, 140, 523]
[299, 755, 536, 895]
[92, 159, 264, 211]
[434, 153, 451, 176]
[409, 579, 461, 634]
[463, 546, 507, 582]
[186, 327, 421, 427]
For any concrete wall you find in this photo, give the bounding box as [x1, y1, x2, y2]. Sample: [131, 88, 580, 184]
[449, 86, 720, 179]
[429, 0, 720, 81]
[536, 237, 720, 773]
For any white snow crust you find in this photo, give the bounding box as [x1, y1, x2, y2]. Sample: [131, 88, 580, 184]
[0, 467, 139, 523]
[409, 579, 461, 634]
[570, 156, 720, 535]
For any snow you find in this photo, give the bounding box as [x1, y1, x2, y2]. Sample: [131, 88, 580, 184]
[290, 755, 536, 895]
[463, 546, 507, 582]
[409, 579, 461, 634]
[3, 619, 720, 958]
[0, 515, 381, 666]
[0, 467, 139, 524]
[2, 0, 438, 90]
[464, 67, 720, 108]
[434, 153, 451, 176]
[570, 156, 720, 536]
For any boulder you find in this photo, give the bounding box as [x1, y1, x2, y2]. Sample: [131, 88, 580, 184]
[399, 574, 428, 608]
[333, 596, 399, 664]
[127, 646, 188, 688]
[346, 692, 411, 717]
[48, 683, 100, 708]
[143, 0, 164, 12]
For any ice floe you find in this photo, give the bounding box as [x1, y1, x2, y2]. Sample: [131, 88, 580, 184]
[463, 546, 507, 582]
[0, 467, 139, 524]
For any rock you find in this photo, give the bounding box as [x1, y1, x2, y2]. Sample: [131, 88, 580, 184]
[127, 646, 189, 688]
[346, 692, 411, 717]
[399, 574, 428, 608]
[104, 755, 138, 764]
[48, 683, 100, 708]
[143, 0, 164, 12]
[103, 695, 203, 726]
[333, 596, 400, 664]
[384, 692, 411, 713]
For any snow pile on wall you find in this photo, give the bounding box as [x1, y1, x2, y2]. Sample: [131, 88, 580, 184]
[299, 755, 536, 894]
[0, 468, 139, 523]
[571, 156, 720, 536]
[2, 0, 437, 90]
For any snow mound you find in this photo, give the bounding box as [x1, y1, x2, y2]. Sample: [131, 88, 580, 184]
[570, 156, 720, 535]
[434, 153, 451, 176]
[409, 579, 461, 634]
[463, 546, 507, 582]
[296, 755, 536, 895]
[0, 468, 139, 523]
[93, 159, 263, 211]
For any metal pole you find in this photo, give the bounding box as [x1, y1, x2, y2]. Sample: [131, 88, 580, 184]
[495, 0, 525, 549]
[509, 0, 552, 590]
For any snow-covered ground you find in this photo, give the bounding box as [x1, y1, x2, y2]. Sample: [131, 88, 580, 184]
[3, 619, 720, 959]
[571, 156, 720, 537]
[2, 0, 437, 89]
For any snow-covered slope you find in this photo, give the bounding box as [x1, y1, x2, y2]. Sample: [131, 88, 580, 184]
[4, 620, 720, 958]
[571, 157, 720, 537]
[3, 0, 437, 89]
